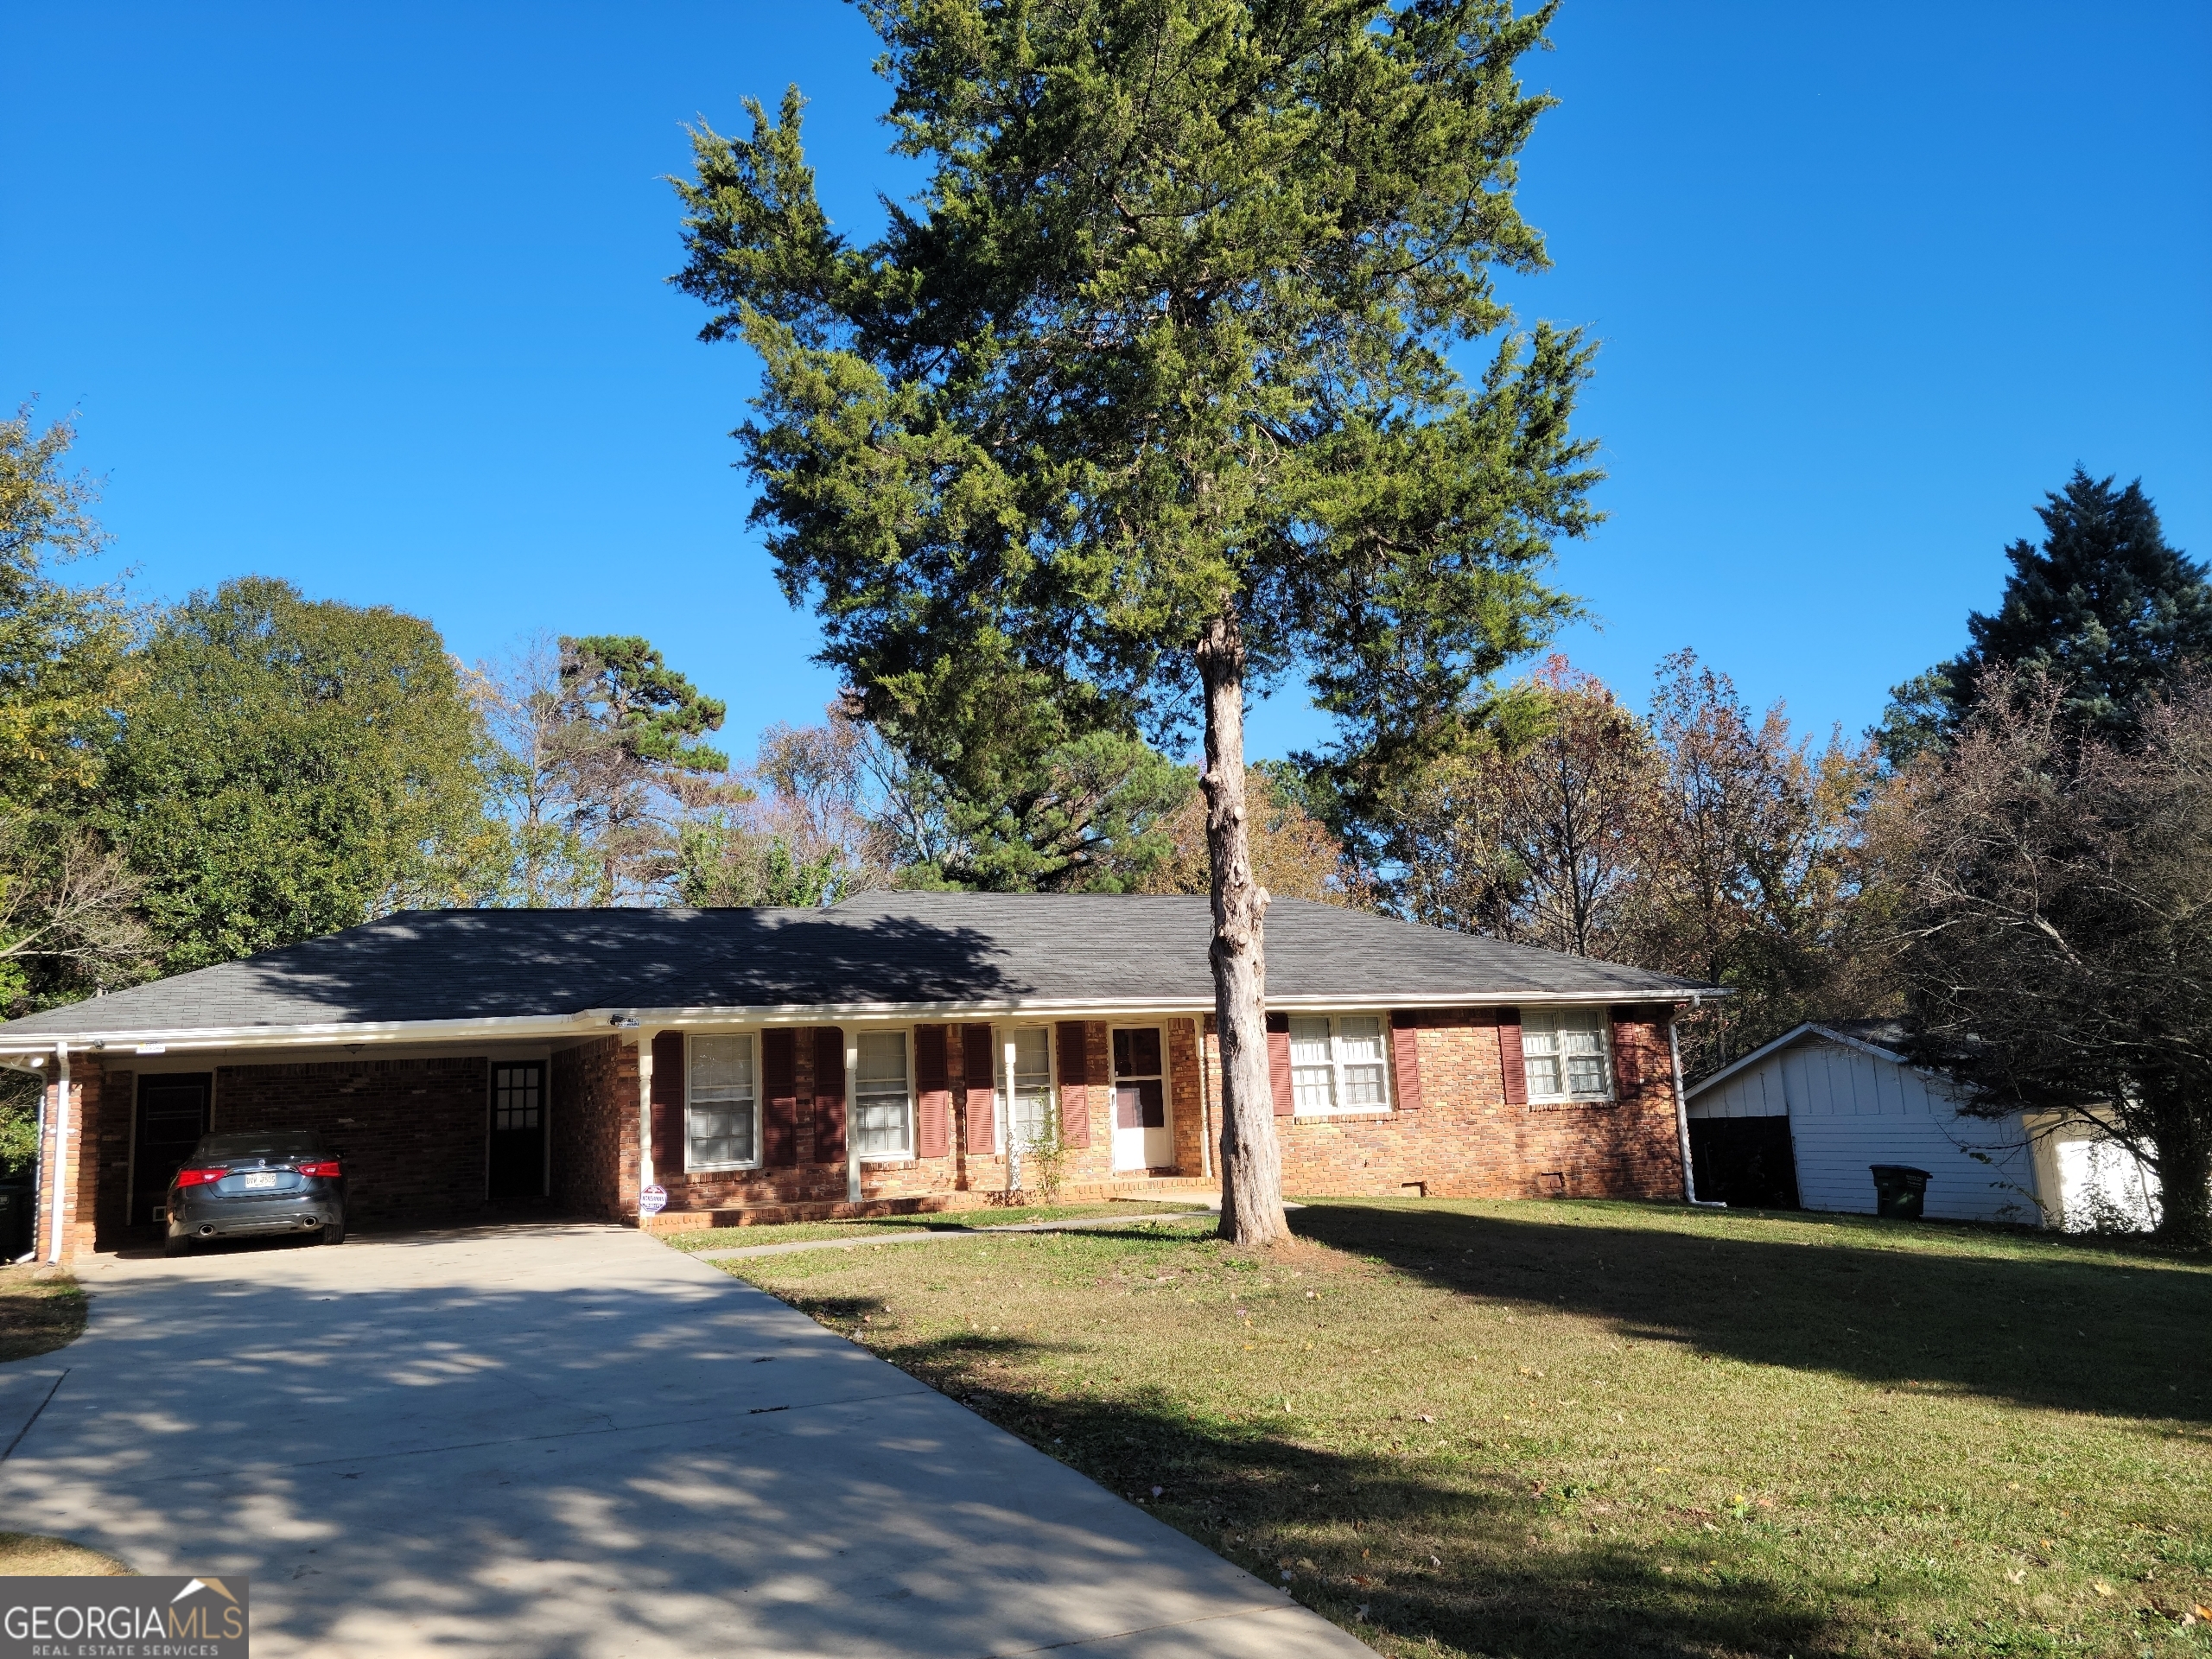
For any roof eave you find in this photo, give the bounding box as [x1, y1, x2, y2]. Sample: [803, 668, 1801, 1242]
[0, 983, 1708, 1057]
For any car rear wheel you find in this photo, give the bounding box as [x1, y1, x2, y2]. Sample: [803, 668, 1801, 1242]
[321, 1219, 346, 1246]
[163, 1234, 191, 1258]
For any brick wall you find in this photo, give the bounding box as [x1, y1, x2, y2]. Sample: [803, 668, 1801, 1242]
[212, 1057, 491, 1225]
[550, 1035, 635, 1221]
[1198, 1007, 1685, 1201]
[646, 1018, 1226, 1216]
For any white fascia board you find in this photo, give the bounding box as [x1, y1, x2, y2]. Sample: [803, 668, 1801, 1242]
[601, 988, 1705, 1027]
[0, 1012, 607, 1059]
[0, 986, 1706, 1059]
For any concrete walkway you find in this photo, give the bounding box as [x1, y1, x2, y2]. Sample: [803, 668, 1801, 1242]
[0, 1225, 1369, 1658]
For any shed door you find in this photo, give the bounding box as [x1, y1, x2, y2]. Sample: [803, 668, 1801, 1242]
[1688, 1117, 1800, 1210]
[134, 1075, 211, 1227]
[488, 1063, 547, 1198]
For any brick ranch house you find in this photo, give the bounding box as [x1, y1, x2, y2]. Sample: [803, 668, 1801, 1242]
[4, 893, 1708, 1263]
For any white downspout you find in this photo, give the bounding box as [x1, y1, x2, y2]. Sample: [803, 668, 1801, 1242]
[47, 1042, 71, 1262]
[1669, 1013, 1723, 1208]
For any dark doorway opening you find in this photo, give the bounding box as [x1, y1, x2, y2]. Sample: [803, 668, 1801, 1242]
[1689, 1116, 1801, 1210]
[488, 1063, 547, 1199]
[133, 1075, 212, 1227]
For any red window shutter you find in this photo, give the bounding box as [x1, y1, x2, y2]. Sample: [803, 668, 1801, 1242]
[962, 1024, 996, 1154]
[1388, 1011, 1424, 1111]
[650, 1031, 686, 1177]
[1610, 1008, 1645, 1096]
[1265, 1011, 1294, 1116]
[915, 1024, 950, 1158]
[812, 1027, 847, 1165]
[762, 1028, 799, 1166]
[1497, 1008, 1528, 1106]
[1055, 1020, 1090, 1147]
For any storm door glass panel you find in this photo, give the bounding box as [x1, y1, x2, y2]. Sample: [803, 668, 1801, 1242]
[995, 1027, 1054, 1150]
[855, 1032, 912, 1157]
[1334, 1016, 1389, 1107]
[689, 1034, 757, 1168]
[1287, 1016, 1336, 1112]
[1112, 1027, 1165, 1128]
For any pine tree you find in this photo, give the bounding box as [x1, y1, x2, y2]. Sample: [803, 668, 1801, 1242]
[1878, 470, 2208, 759]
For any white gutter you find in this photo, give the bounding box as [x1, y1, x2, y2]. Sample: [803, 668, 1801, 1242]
[47, 1041, 69, 1262]
[0, 988, 1713, 1059]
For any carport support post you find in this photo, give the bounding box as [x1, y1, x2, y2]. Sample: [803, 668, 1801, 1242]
[46, 1041, 69, 1263]
[844, 1034, 861, 1205]
[637, 1028, 657, 1220]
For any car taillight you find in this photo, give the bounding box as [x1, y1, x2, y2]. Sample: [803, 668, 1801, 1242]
[174, 1166, 230, 1187]
[296, 1160, 342, 1179]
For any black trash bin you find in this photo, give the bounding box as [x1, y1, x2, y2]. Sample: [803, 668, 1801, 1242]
[0, 1184, 30, 1262]
[1870, 1165, 1930, 1220]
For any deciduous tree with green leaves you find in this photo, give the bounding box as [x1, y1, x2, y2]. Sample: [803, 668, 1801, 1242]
[0, 404, 149, 1010]
[104, 577, 498, 971]
[674, 0, 1600, 1242]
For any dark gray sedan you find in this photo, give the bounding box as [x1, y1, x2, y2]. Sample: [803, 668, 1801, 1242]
[164, 1129, 346, 1255]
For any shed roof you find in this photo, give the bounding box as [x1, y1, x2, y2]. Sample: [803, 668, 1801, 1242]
[0, 893, 1701, 1048]
[1682, 1020, 1912, 1100]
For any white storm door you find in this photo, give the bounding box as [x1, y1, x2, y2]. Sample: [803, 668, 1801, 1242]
[1110, 1026, 1170, 1171]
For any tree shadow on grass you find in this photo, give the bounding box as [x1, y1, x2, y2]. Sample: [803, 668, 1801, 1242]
[825, 1324, 1866, 1659]
[1289, 1200, 2212, 1427]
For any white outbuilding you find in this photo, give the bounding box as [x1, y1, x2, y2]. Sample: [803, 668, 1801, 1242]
[1682, 1020, 2160, 1231]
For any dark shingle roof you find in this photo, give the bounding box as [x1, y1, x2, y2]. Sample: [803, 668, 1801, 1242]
[0, 893, 1701, 1043]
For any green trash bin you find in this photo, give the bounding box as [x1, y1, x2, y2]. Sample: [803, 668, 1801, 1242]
[0, 1184, 30, 1262]
[1870, 1165, 1930, 1220]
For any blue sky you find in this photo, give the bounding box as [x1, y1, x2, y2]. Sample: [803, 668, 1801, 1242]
[3, 2, 2205, 765]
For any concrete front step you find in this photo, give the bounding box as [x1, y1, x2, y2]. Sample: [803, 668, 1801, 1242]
[639, 1174, 1219, 1233]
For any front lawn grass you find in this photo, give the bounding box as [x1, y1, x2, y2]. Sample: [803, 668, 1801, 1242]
[661, 1199, 1205, 1252]
[0, 1264, 85, 1363]
[721, 1198, 2212, 1658]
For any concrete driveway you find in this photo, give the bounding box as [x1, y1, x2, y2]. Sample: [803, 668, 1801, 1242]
[0, 1225, 1370, 1658]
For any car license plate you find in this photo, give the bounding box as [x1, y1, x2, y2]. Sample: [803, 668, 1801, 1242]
[241, 1172, 279, 1190]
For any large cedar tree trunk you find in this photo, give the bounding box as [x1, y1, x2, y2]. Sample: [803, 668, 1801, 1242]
[1198, 610, 1289, 1246]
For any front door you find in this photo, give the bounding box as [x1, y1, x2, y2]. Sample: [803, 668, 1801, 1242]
[1110, 1027, 1171, 1172]
[488, 1063, 547, 1198]
[133, 1075, 211, 1227]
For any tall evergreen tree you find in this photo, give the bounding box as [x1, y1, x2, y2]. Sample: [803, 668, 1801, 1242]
[1878, 470, 2207, 760]
[673, 0, 1599, 1242]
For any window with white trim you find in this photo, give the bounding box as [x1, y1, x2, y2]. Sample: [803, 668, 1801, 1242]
[1522, 1008, 1612, 1103]
[855, 1031, 913, 1159]
[687, 1033, 759, 1170]
[993, 1025, 1056, 1153]
[1287, 1014, 1392, 1114]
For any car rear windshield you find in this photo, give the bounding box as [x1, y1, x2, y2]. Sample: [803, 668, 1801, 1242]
[193, 1131, 324, 1160]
